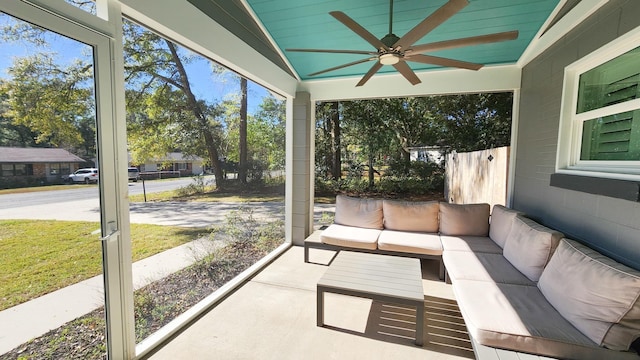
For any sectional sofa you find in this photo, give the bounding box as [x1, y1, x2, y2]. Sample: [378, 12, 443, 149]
[305, 195, 640, 360]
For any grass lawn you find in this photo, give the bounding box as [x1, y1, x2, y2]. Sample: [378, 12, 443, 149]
[129, 180, 286, 203]
[0, 220, 208, 311]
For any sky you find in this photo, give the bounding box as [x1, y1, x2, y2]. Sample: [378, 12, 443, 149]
[0, 12, 271, 115]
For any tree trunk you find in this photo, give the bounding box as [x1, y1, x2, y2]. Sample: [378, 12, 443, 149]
[165, 40, 225, 189]
[368, 150, 374, 188]
[239, 77, 248, 183]
[330, 101, 341, 180]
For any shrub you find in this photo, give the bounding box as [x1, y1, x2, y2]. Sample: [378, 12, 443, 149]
[175, 175, 212, 196]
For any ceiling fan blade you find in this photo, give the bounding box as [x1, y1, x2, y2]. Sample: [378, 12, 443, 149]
[393, 61, 421, 85]
[308, 57, 377, 77]
[330, 11, 387, 50]
[393, 0, 469, 50]
[286, 48, 378, 55]
[407, 31, 519, 54]
[405, 54, 483, 71]
[356, 62, 383, 87]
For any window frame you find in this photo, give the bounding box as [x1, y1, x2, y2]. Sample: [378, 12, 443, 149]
[556, 25, 640, 181]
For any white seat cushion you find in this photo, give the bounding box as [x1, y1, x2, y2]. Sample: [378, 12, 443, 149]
[443, 251, 534, 286]
[453, 279, 638, 360]
[440, 235, 503, 254]
[377, 230, 442, 256]
[320, 224, 380, 250]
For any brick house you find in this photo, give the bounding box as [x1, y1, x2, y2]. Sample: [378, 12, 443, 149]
[0, 147, 87, 188]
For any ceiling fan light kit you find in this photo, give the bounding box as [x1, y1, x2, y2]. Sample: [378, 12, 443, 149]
[286, 0, 519, 87]
[379, 53, 400, 65]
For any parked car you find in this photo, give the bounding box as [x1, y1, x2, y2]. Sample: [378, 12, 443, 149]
[128, 167, 140, 182]
[68, 168, 99, 184]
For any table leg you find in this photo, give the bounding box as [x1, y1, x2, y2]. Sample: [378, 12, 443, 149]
[317, 287, 324, 327]
[415, 301, 424, 346]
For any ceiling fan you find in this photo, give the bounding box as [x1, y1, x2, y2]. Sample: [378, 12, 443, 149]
[286, 0, 519, 87]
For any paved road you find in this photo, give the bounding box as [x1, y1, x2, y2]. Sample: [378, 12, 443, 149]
[0, 175, 336, 227]
[0, 175, 215, 210]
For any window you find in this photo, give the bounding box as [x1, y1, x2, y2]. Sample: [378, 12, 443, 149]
[1, 164, 14, 177]
[0, 163, 33, 176]
[50, 162, 72, 176]
[557, 27, 640, 180]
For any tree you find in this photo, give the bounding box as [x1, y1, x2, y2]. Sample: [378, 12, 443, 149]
[1, 53, 96, 156]
[0, 82, 39, 147]
[1, 13, 97, 157]
[123, 20, 227, 188]
[253, 96, 286, 171]
[238, 77, 248, 183]
[431, 92, 513, 152]
[341, 99, 395, 187]
[315, 101, 343, 180]
[224, 95, 285, 178]
[314, 93, 513, 193]
[330, 102, 341, 181]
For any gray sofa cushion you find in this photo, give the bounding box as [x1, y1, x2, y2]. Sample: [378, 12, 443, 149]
[453, 279, 638, 360]
[320, 224, 380, 250]
[377, 230, 442, 256]
[440, 235, 503, 254]
[443, 251, 534, 286]
[382, 200, 439, 232]
[503, 216, 563, 282]
[333, 195, 383, 229]
[489, 204, 524, 248]
[439, 202, 490, 236]
[538, 239, 640, 351]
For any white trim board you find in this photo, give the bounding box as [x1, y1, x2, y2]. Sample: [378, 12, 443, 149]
[299, 64, 522, 102]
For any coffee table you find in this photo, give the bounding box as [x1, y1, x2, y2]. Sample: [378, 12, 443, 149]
[317, 251, 425, 346]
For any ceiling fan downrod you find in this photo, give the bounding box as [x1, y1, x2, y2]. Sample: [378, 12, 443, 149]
[389, 0, 394, 36]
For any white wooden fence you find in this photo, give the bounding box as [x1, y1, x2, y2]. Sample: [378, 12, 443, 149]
[445, 146, 510, 210]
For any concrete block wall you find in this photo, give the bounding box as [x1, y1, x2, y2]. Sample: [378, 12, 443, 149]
[513, 0, 640, 269]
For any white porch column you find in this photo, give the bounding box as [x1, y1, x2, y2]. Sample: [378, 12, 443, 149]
[289, 91, 312, 245]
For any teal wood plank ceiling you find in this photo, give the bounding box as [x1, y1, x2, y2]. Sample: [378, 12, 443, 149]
[244, 0, 562, 81]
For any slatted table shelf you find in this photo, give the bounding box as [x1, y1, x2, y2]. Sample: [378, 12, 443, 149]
[316, 251, 425, 346]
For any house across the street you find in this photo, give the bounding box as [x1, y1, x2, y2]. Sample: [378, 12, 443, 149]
[136, 152, 204, 176]
[0, 146, 87, 188]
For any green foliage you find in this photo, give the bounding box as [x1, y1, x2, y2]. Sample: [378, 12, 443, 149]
[225, 99, 286, 172]
[175, 175, 214, 196]
[314, 93, 512, 197]
[210, 206, 284, 250]
[1, 14, 285, 183]
[1, 52, 95, 155]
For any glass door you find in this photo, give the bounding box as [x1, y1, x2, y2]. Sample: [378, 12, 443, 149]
[0, 1, 131, 358]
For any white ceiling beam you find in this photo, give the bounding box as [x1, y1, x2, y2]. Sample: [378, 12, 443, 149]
[518, 0, 610, 67]
[118, 0, 298, 97]
[299, 64, 522, 102]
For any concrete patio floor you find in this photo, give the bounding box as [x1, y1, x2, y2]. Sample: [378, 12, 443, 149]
[147, 246, 474, 360]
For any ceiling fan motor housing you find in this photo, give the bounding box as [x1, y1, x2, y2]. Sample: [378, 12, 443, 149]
[381, 33, 401, 49]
